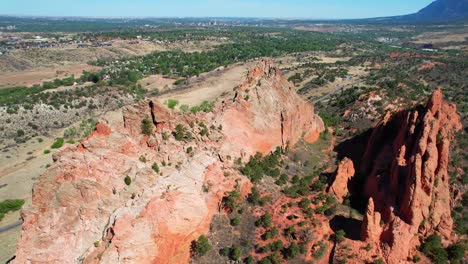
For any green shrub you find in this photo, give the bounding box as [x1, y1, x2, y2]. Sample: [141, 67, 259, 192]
[44, 149, 51, 154]
[16, 129, 25, 137]
[283, 243, 300, 259]
[124, 176, 132, 186]
[193, 235, 211, 256]
[255, 212, 273, 228]
[174, 79, 186, 85]
[231, 215, 241, 226]
[174, 124, 186, 141]
[313, 241, 328, 259]
[141, 115, 153, 135]
[335, 229, 346, 243]
[179, 104, 189, 112]
[167, 99, 179, 109]
[299, 198, 311, 211]
[0, 199, 25, 221]
[447, 241, 466, 263]
[247, 186, 261, 205]
[222, 189, 241, 212]
[229, 246, 242, 261]
[51, 138, 64, 149]
[152, 163, 160, 173]
[244, 255, 255, 264]
[190, 100, 214, 113]
[262, 227, 279, 240]
[420, 234, 448, 264]
[259, 252, 282, 264]
[374, 259, 384, 264]
[220, 247, 230, 256]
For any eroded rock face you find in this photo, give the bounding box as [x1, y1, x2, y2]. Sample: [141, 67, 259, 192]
[361, 198, 382, 243]
[359, 89, 462, 263]
[13, 59, 323, 264]
[329, 158, 355, 203]
[218, 58, 324, 158]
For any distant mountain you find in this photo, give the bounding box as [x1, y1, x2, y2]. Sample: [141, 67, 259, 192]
[371, 0, 468, 23]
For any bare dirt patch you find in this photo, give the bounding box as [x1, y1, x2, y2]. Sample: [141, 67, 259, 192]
[157, 61, 256, 107]
[138, 74, 176, 92]
[0, 64, 101, 88]
[0, 41, 161, 73]
[411, 31, 468, 44]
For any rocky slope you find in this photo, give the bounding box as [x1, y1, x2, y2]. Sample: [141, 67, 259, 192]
[330, 89, 462, 264]
[12, 58, 324, 264]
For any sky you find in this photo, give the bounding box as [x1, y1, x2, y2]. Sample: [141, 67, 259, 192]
[2, 0, 435, 19]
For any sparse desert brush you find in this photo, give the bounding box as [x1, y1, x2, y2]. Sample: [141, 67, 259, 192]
[167, 99, 179, 109]
[141, 115, 153, 135]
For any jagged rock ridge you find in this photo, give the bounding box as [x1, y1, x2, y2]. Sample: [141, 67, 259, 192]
[12, 58, 324, 264]
[360, 89, 462, 263]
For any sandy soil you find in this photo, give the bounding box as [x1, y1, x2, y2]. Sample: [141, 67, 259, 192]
[0, 64, 101, 88]
[411, 31, 468, 44]
[157, 61, 256, 107]
[0, 219, 21, 263]
[0, 135, 56, 201]
[139, 74, 176, 92]
[318, 56, 352, 63]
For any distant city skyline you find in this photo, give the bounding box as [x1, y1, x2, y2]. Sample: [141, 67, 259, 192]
[3, 0, 435, 19]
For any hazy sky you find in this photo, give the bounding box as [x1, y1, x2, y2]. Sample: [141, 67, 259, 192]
[3, 0, 435, 19]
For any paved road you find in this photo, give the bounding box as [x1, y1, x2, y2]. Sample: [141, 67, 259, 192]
[0, 220, 22, 234]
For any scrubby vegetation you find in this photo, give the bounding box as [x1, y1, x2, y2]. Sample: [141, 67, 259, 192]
[50, 138, 64, 149]
[0, 199, 25, 221]
[141, 115, 153, 135]
[420, 234, 467, 264]
[193, 235, 212, 256]
[240, 147, 281, 183]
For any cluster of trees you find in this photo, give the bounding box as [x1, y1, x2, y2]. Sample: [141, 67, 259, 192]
[94, 31, 346, 81]
[420, 234, 466, 264]
[241, 148, 282, 183]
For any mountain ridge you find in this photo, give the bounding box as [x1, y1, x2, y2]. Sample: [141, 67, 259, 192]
[371, 0, 468, 23]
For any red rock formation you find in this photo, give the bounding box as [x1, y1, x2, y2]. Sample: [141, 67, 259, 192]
[218, 58, 324, 158]
[361, 198, 382, 243]
[13, 59, 323, 264]
[359, 89, 462, 263]
[329, 158, 355, 203]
